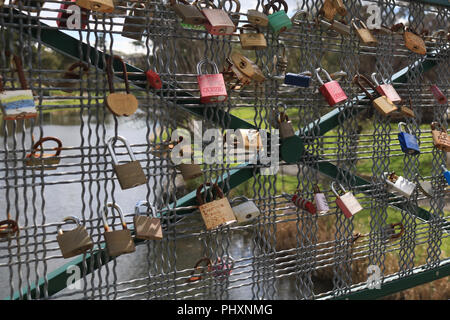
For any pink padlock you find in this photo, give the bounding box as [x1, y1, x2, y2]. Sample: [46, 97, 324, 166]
[430, 85, 447, 105]
[371, 72, 402, 104]
[197, 59, 228, 104]
[57, 0, 89, 29]
[315, 67, 347, 107]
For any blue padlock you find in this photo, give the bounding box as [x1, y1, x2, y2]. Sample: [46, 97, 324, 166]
[442, 165, 450, 185]
[398, 122, 420, 155]
[284, 72, 311, 87]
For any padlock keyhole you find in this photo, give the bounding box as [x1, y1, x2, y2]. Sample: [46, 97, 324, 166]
[245, 214, 252, 219]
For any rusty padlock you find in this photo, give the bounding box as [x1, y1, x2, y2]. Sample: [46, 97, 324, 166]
[196, 0, 236, 35]
[0, 213, 19, 240]
[331, 181, 363, 218]
[392, 23, 426, 55]
[197, 58, 228, 104]
[102, 202, 135, 257]
[60, 62, 89, 92]
[352, 18, 378, 46]
[431, 122, 450, 152]
[25, 136, 62, 170]
[121, 2, 147, 41]
[430, 85, 447, 105]
[76, 0, 114, 13]
[171, 0, 207, 25]
[134, 200, 162, 241]
[56, 216, 93, 259]
[319, 0, 337, 21]
[239, 24, 267, 50]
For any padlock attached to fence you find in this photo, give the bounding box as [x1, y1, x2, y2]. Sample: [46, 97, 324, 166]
[284, 71, 311, 87]
[76, 0, 114, 13]
[431, 122, 450, 152]
[278, 112, 295, 140]
[314, 185, 330, 214]
[398, 122, 420, 155]
[107, 136, 147, 190]
[384, 172, 416, 198]
[430, 85, 447, 105]
[230, 52, 265, 84]
[315, 67, 347, 107]
[331, 181, 363, 218]
[57, 216, 93, 259]
[371, 72, 402, 104]
[382, 223, 404, 241]
[197, 58, 227, 104]
[105, 55, 138, 117]
[219, 0, 241, 26]
[398, 98, 415, 118]
[57, 0, 90, 29]
[25, 137, 62, 170]
[134, 200, 162, 240]
[247, 8, 268, 27]
[173, 136, 203, 181]
[197, 0, 236, 35]
[230, 196, 260, 224]
[318, 0, 337, 21]
[330, 19, 351, 36]
[171, 0, 207, 25]
[196, 183, 237, 230]
[239, 24, 267, 50]
[442, 165, 450, 185]
[392, 23, 426, 55]
[102, 203, 135, 257]
[352, 18, 377, 46]
[0, 54, 37, 121]
[290, 191, 316, 214]
[0, 213, 19, 240]
[187, 257, 212, 283]
[263, 0, 292, 34]
[60, 62, 89, 92]
[146, 69, 162, 90]
[121, 2, 146, 41]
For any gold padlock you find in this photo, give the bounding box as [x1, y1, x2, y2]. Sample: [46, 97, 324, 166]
[121, 2, 146, 41]
[230, 52, 265, 83]
[25, 136, 62, 170]
[431, 122, 450, 152]
[247, 9, 268, 27]
[398, 98, 415, 118]
[57, 216, 93, 259]
[134, 201, 163, 241]
[352, 18, 378, 46]
[102, 203, 135, 257]
[278, 112, 295, 139]
[196, 183, 237, 230]
[239, 24, 267, 50]
[222, 57, 252, 91]
[171, 0, 207, 25]
[107, 136, 147, 190]
[76, 0, 114, 14]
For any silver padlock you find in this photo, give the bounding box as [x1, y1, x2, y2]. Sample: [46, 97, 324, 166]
[384, 172, 416, 198]
[331, 181, 363, 219]
[230, 196, 260, 223]
[56, 216, 93, 259]
[134, 200, 163, 240]
[102, 203, 136, 257]
[314, 185, 330, 214]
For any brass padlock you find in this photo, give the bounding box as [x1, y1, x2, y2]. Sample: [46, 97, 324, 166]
[57, 216, 93, 259]
[60, 62, 89, 92]
[134, 200, 163, 241]
[171, 0, 207, 25]
[398, 98, 415, 118]
[25, 136, 62, 170]
[278, 112, 295, 139]
[352, 18, 378, 46]
[76, 0, 114, 13]
[222, 57, 251, 91]
[196, 183, 237, 230]
[230, 52, 265, 83]
[431, 122, 450, 152]
[121, 2, 146, 41]
[102, 203, 135, 257]
[239, 24, 267, 50]
[247, 9, 268, 27]
[107, 136, 147, 190]
[319, 0, 337, 21]
[0, 213, 19, 240]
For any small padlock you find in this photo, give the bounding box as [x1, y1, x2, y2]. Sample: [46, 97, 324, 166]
[315, 67, 347, 107]
[197, 58, 228, 104]
[196, 182, 237, 230]
[76, 0, 114, 13]
[230, 52, 265, 83]
[352, 18, 378, 46]
[353, 73, 398, 116]
[107, 136, 147, 190]
[398, 122, 420, 155]
[25, 136, 62, 170]
[0, 54, 37, 121]
[134, 200, 162, 240]
[187, 257, 212, 283]
[319, 0, 337, 21]
[57, 0, 90, 29]
[59, 62, 89, 92]
[314, 185, 330, 214]
[239, 24, 267, 50]
[56, 216, 94, 259]
[290, 10, 311, 28]
[102, 203, 136, 257]
[171, 0, 207, 25]
[384, 172, 416, 198]
[121, 2, 146, 41]
[392, 23, 426, 55]
[431, 122, 450, 152]
[331, 19, 351, 36]
[442, 165, 450, 185]
[272, 44, 288, 77]
[198, 1, 236, 35]
[263, 0, 292, 34]
[247, 9, 268, 27]
[278, 112, 295, 139]
[0, 213, 19, 240]
[230, 196, 260, 223]
[284, 71, 311, 87]
[430, 85, 447, 105]
[382, 223, 404, 241]
[371, 72, 402, 104]
[146, 69, 162, 90]
[331, 181, 363, 218]
[291, 191, 316, 214]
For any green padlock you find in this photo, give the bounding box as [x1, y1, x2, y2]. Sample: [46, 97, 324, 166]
[263, 0, 292, 33]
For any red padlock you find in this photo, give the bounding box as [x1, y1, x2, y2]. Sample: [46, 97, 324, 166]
[146, 70, 162, 90]
[315, 67, 347, 107]
[430, 85, 447, 105]
[291, 193, 316, 214]
[57, 0, 89, 29]
[371, 72, 402, 104]
[197, 59, 228, 104]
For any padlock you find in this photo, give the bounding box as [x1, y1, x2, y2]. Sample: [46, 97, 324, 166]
[247, 9, 268, 27]
[314, 185, 329, 214]
[121, 2, 146, 41]
[392, 23, 426, 55]
[105, 55, 138, 117]
[0, 54, 37, 121]
[235, 129, 262, 150]
[221, 57, 251, 91]
[284, 71, 311, 87]
[278, 112, 295, 139]
[352, 18, 377, 46]
[56, 216, 93, 259]
[76, 0, 114, 13]
[264, 0, 292, 34]
[418, 179, 433, 198]
[230, 52, 265, 83]
[371, 72, 402, 104]
[198, 1, 236, 35]
[315, 67, 347, 107]
[316, 15, 332, 32]
[107, 135, 147, 190]
[239, 24, 267, 50]
[178, 163, 203, 180]
[442, 165, 450, 185]
[57, 0, 90, 29]
[0, 213, 19, 240]
[102, 202, 135, 257]
[187, 257, 212, 283]
[25, 137, 62, 169]
[431, 122, 450, 152]
[197, 58, 228, 104]
[230, 196, 260, 223]
[291, 10, 310, 28]
[331, 19, 351, 36]
[59, 62, 89, 92]
[291, 192, 316, 214]
[430, 85, 447, 105]
[384, 172, 416, 198]
[332, 0, 347, 16]
[398, 122, 420, 155]
[353, 73, 397, 116]
[331, 181, 363, 218]
[171, 0, 207, 25]
[272, 44, 288, 76]
[219, 0, 241, 26]
[134, 200, 162, 240]
[196, 182, 237, 230]
[146, 69, 162, 90]
[319, 0, 337, 21]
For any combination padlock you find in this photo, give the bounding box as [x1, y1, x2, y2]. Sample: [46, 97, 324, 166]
[170, 0, 207, 25]
[384, 172, 416, 198]
[331, 181, 363, 218]
[196, 183, 237, 230]
[102, 203, 135, 257]
[60, 62, 89, 92]
[247, 9, 268, 27]
[56, 216, 93, 259]
[121, 2, 146, 41]
[371, 72, 402, 104]
[134, 200, 163, 240]
[314, 185, 330, 214]
[430, 85, 447, 105]
[263, 0, 292, 34]
[146, 69, 162, 90]
[284, 71, 311, 87]
[442, 165, 450, 185]
[198, 1, 235, 35]
[230, 196, 260, 223]
[278, 112, 295, 140]
[315, 67, 347, 107]
[352, 18, 377, 46]
[25, 136, 62, 170]
[230, 52, 265, 83]
[57, 0, 90, 29]
[239, 24, 267, 50]
[76, 0, 114, 13]
[107, 136, 147, 190]
[398, 122, 420, 155]
[431, 122, 450, 152]
[197, 58, 228, 104]
[0, 213, 19, 240]
[291, 191, 316, 214]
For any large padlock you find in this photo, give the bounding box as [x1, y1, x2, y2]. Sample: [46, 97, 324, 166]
[384, 172, 416, 198]
[370, 72, 402, 104]
[105, 55, 138, 117]
[263, 0, 292, 34]
[102, 203, 135, 257]
[431, 122, 450, 152]
[134, 200, 163, 240]
[198, 1, 235, 35]
[107, 136, 147, 190]
[353, 73, 397, 116]
[146, 69, 162, 90]
[239, 24, 267, 50]
[284, 71, 311, 87]
[57, 0, 90, 29]
[230, 52, 265, 83]
[76, 0, 114, 13]
[59, 62, 89, 92]
[56, 216, 94, 259]
[0, 54, 37, 121]
[197, 58, 228, 104]
[121, 2, 146, 41]
[247, 9, 268, 27]
[0, 213, 19, 240]
[196, 183, 237, 230]
[170, 0, 207, 25]
[331, 181, 363, 218]
[442, 165, 450, 185]
[398, 122, 420, 155]
[318, 0, 337, 21]
[392, 23, 426, 55]
[230, 196, 260, 223]
[278, 112, 295, 139]
[25, 136, 62, 170]
[430, 85, 447, 105]
[352, 18, 377, 46]
[291, 191, 316, 214]
[314, 185, 330, 214]
[315, 67, 347, 107]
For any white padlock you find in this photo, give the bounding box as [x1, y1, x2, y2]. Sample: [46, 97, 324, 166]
[230, 196, 260, 223]
[384, 172, 416, 198]
[313, 185, 329, 214]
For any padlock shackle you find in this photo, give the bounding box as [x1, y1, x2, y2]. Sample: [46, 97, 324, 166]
[230, 196, 249, 206]
[196, 58, 219, 76]
[370, 72, 385, 87]
[107, 135, 137, 166]
[351, 17, 369, 30]
[388, 223, 404, 240]
[193, 0, 216, 10]
[57, 216, 81, 235]
[398, 122, 412, 134]
[314, 67, 332, 85]
[0, 213, 19, 238]
[134, 200, 157, 218]
[353, 73, 377, 101]
[102, 202, 127, 232]
[196, 182, 225, 205]
[330, 181, 347, 198]
[263, 0, 288, 15]
[219, 0, 240, 13]
[67, 61, 89, 73]
[29, 136, 63, 158]
[441, 164, 448, 173]
[430, 121, 445, 132]
[239, 23, 261, 34]
[187, 257, 212, 283]
[106, 55, 131, 94]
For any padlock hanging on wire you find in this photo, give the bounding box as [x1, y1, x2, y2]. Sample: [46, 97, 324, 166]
[56, 216, 93, 259]
[331, 181, 363, 218]
[397, 122, 420, 155]
[0, 213, 19, 240]
[134, 200, 163, 240]
[315, 67, 347, 107]
[383, 172, 416, 198]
